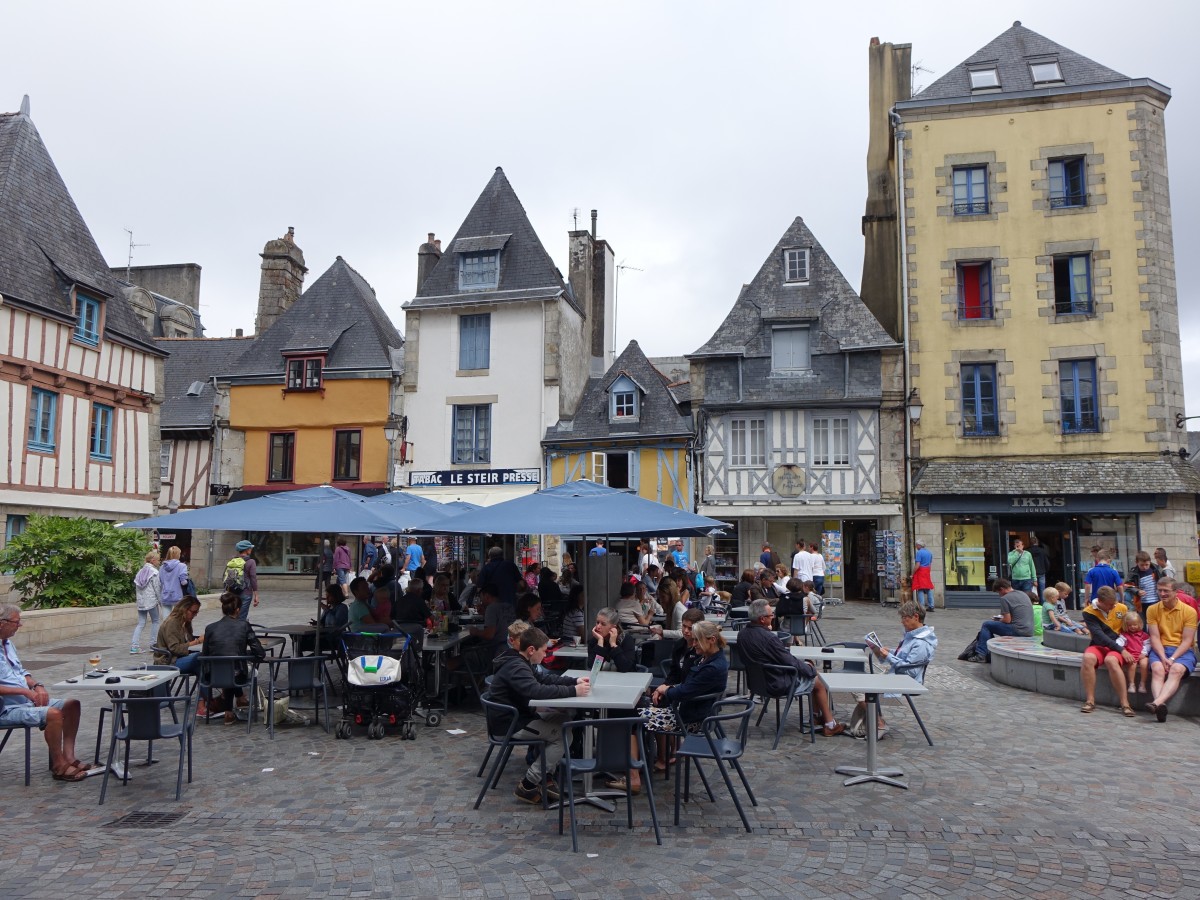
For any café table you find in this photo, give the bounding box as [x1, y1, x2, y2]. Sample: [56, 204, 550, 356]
[720, 629, 739, 644]
[423, 629, 468, 718]
[551, 644, 589, 662]
[253, 624, 311, 657]
[817, 672, 928, 789]
[52, 667, 179, 780]
[529, 668, 651, 812]
[791, 645, 873, 673]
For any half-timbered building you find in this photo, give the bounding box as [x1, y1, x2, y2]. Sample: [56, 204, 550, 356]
[688, 217, 906, 601]
[0, 98, 165, 565]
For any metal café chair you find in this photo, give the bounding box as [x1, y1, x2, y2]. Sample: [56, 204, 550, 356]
[674, 696, 758, 832]
[474, 692, 548, 810]
[0, 720, 33, 786]
[197, 655, 260, 732]
[99, 695, 194, 804]
[558, 718, 661, 852]
[886, 661, 934, 746]
[744, 661, 814, 748]
[264, 655, 331, 738]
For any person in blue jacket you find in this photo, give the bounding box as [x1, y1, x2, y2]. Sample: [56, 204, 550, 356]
[640, 619, 728, 735]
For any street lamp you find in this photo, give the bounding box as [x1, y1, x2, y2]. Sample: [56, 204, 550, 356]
[383, 416, 401, 491]
[907, 388, 924, 424]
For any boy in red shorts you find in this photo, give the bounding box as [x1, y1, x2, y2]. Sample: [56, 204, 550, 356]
[1079, 586, 1132, 715]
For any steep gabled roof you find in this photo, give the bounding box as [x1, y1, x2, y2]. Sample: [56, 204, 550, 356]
[0, 105, 161, 355]
[914, 22, 1130, 102]
[232, 256, 402, 376]
[690, 217, 894, 358]
[407, 167, 571, 310]
[155, 336, 252, 429]
[545, 340, 692, 443]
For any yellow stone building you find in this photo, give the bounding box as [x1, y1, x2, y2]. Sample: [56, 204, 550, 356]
[893, 23, 1198, 606]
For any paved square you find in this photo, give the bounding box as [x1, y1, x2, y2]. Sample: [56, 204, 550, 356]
[2, 592, 1198, 898]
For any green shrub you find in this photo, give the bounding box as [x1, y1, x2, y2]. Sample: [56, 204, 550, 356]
[0, 515, 152, 609]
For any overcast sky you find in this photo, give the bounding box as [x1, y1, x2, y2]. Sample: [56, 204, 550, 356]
[5, 1, 1198, 411]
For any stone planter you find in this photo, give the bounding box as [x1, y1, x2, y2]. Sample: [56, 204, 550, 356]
[14, 602, 139, 651]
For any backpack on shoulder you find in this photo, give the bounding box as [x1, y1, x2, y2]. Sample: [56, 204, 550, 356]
[224, 556, 247, 593]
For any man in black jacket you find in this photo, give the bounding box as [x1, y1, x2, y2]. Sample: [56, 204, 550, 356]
[737, 599, 844, 737]
[490, 626, 590, 805]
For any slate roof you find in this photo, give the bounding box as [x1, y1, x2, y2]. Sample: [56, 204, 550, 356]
[691, 217, 895, 358]
[913, 456, 1200, 495]
[0, 105, 161, 356]
[407, 167, 572, 312]
[911, 22, 1130, 103]
[155, 337, 252, 429]
[544, 340, 692, 444]
[231, 256, 402, 377]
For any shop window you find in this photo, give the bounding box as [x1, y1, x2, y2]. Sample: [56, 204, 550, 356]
[942, 518, 999, 590]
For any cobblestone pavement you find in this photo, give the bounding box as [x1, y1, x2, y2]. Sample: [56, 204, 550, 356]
[3, 592, 1200, 898]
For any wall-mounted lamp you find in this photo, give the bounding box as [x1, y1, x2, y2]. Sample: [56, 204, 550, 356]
[907, 388, 924, 424]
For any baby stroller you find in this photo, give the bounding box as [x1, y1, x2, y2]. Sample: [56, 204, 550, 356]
[336, 631, 422, 740]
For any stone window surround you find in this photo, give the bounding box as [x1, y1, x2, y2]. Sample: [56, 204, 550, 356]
[1035, 238, 1113, 323]
[1040, 344, 1117, 438]
[936, 151, 1007, 221]
[1031, 143, 1106, 215]
[945, 349, 1013, 439]
[939, 247, 1011, 325]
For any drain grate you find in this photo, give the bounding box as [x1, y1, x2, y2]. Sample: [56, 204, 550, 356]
[104, 810, 189, 829]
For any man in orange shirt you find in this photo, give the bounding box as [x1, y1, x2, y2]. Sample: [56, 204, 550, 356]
[1146, 578, 1198, 722]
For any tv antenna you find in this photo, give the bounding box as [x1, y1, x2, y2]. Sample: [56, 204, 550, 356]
[124, 229, 149, 282]
[613, 260, 644, 353]
[571, 208, 580, 230]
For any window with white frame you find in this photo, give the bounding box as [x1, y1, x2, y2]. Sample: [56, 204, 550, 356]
[730, 418, 766, 467]
[452, 404, 491, 464]
[782, 248, 809, 283]
[160, 441, 173, 482]
[969, 67, 1000, 90]
[609, 374, 639, 421]
[812, 416, 850, 466]
[771, 327, 810, 373]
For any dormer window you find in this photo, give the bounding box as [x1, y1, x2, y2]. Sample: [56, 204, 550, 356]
[286, 355, 324, 391]
[459, 251, 500, 291]
[1030, 60, 1063, 84]
[771, 327, 811, 373]
[609, 374, 640, 422]
[783, 248, 809, 284]
[74, 291, 102, 346]
[968, 67, 1000, 91]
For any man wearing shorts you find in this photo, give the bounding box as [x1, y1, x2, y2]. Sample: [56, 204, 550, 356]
[1079, 586, 1131, 714]
[0, 604, 86, 781]
[1146, 578, 1198, 722]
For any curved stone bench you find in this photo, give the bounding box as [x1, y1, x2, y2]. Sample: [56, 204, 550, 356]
[987, 635, 1200, 715]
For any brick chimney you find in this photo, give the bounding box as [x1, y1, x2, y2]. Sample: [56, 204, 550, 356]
[255, 227, 307, 335]
[417, 233, 442, 292]
[568, 210, 615, 375]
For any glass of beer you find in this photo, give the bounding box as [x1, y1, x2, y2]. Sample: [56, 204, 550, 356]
[88, 652, 102, 672]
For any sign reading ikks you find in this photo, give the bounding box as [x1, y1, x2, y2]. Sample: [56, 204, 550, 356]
[408, 468, 541, 488]
[1010, 496, 1066, 510]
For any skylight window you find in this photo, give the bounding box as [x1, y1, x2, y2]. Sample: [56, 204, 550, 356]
[968, 68, 1000, 90]
[1030, 61, 1063, 84]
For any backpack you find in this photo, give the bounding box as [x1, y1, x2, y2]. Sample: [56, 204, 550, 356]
[224, 556, 247, 593]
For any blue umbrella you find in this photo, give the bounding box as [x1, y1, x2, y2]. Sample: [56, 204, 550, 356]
[119, 485, 438, 534]
[362, 490, 479, 529]
[431, 480, 729, 537]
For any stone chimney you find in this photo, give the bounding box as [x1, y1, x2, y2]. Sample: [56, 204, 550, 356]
[859, 38, 912, 343]
[568, 210, 615, 375]
[255, 227, 307, 335]
[416, 233, 442, 292]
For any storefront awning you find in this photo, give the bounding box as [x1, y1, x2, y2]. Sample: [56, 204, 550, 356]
[401, 484, 538, 508]
[698, 502, 902, 519]
[913, 455, 1200, 495]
